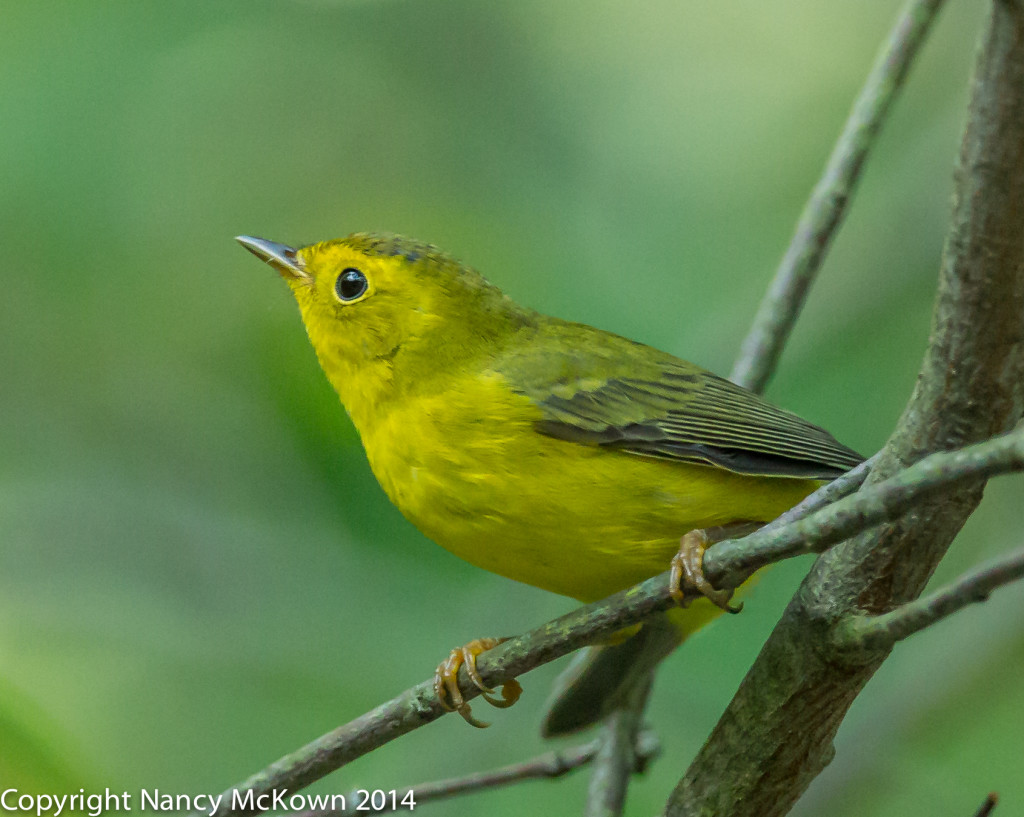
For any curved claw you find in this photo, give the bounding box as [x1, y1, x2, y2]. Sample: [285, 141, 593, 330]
[670, 529, 743, 614]
[481, 678, 523, 709]
[433, 637, 521, 727]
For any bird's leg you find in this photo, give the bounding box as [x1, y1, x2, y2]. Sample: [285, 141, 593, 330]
[670, 522, 760, 614]
[433, 637, 523, 728]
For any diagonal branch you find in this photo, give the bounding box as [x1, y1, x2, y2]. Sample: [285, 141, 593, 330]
[730, 0, 948, 393]
[294, 732, 660, 816]
[838, 545, 1024, 652]
[707, 428, 1023, 590]
[202, 428, 1024, 817]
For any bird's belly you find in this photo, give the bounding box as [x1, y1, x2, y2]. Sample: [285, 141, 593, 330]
[363, 399, 817, 603]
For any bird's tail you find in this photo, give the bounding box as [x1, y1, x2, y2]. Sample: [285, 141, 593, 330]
[540, 609, 702, 736]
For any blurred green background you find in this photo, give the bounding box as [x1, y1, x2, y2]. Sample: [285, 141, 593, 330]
[2, 1, 1022, 815]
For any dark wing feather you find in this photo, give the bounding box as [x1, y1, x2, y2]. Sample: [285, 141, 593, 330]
[498, 323, 864, 480]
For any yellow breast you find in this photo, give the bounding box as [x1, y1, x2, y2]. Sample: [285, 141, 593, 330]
[358, 370, 817, 603]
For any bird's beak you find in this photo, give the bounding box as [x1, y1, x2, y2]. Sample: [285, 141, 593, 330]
[235, 236, 309, 281]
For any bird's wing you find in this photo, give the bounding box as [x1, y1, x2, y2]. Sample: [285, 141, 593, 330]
[495, 323, 864, 479]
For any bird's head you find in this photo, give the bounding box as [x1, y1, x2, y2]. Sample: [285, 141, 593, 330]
[237, 232, 533, 412]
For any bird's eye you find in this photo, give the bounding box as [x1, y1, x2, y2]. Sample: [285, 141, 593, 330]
[335, 268, 368, 302]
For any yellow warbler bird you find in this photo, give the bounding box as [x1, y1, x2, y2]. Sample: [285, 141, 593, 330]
[237, 233, 862, 729]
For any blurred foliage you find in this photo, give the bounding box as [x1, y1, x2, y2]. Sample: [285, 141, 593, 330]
[1, 1, 1021, 815]
[0, 678, 82, 792]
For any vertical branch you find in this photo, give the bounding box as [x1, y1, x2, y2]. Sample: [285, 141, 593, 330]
[583, 678, 652, 817]
[666, 1, 1024, 815]
[730, 0, 947, 393]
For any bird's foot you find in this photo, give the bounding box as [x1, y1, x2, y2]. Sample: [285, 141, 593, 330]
[433, 637, 522, 728]
[670, 528, 744, 614]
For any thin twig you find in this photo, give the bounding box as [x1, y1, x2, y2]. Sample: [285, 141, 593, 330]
[838, 546, 1024, 653]
[973, 793, 998, 817]
[583, 678, 653, 817]
[707, 429, 1022, 589]
[289, 732, 660, 816]
[730, 0, 948, 393]
[761, 454, 875, 534]
[201, 428, 1024, 817]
